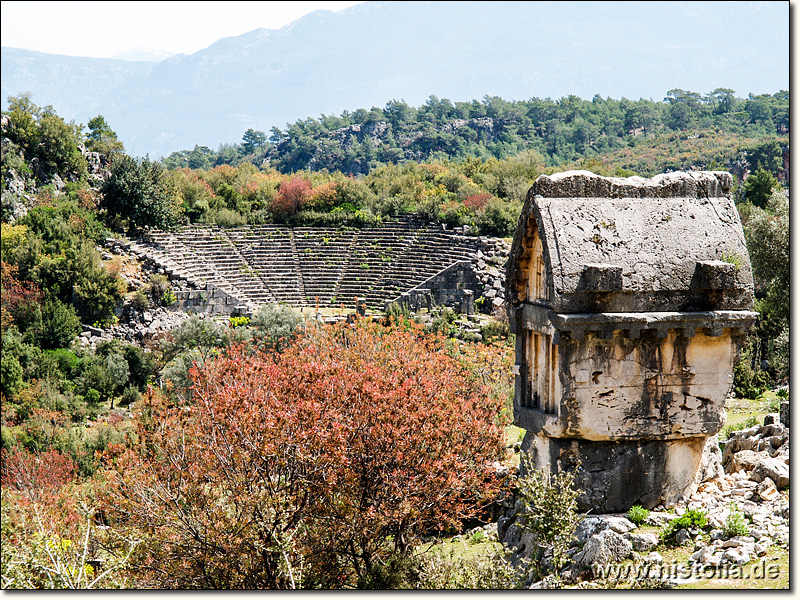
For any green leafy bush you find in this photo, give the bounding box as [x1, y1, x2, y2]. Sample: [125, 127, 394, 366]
[249, 303, 301, 350]
[100, 155, 180, 231]
[627, 504, 650, 526]
[722, 504, 749, 539]
[383, 301, 412, 325]
[36, 298, 80, 350]
[131, 287, 150, 311]
[118, 385, 142, 407]
[516, 455, 582, 575]
[661, 508, 709, 544]
[407, 548, 525, 589]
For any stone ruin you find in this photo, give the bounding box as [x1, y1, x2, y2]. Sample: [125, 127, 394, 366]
[505, 170, 757, 512]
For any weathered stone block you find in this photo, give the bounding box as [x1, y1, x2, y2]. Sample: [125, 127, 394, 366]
[579, 263, 623, 292]
[573, 529, 632, 569]
[693, 260, 739, 290]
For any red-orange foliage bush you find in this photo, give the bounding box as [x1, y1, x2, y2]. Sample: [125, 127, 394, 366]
[101, 321, 507, 589]
[464, 192, 491, 211]
[272, 176, 312, 216]
[1, 447, 75, 497]
[1, 261, 43, 329]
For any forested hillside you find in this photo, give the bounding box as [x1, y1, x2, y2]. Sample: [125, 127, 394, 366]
[163, 90, 789, 178]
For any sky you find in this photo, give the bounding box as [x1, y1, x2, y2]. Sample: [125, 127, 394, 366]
[0, 1, 366, 59]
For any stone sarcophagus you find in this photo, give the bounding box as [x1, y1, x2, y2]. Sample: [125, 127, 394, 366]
[505, 170, 757, 512]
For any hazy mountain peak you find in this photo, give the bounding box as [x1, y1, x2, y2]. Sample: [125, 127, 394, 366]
[1, 1, 788, 159]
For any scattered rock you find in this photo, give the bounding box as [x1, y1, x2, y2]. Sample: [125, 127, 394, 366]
[730, 450, 770, 472]
[644, 551, 663, 564]
[675, 528, 692, 546]
[574, 516, 608, 545]
[600, 516, 637, 534]
[757, 478, 780, 501]
[645, 512, 678, 527]
[750, 457, 790, 489]
[721, 547, 750, 565]
[573, 529, 633, 569]
[624, 532, 658, 552]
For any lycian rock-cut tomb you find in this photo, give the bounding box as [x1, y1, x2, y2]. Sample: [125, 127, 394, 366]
[505, 170, 757, 512]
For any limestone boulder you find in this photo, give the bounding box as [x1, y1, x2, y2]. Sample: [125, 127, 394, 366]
[624, 532, 659, 552]
[573, 529, 632, 569]
[750, 457, 789, 489]
[695, 434, 725, 482]
[729, 449, 770, 473]
[573, 516, 609, 545]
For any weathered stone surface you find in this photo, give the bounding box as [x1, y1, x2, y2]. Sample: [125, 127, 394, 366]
[690, 545, 715, 564]
[525, 434, 704, 511]
[731, 449, 770, 473]
[601, 516, 637, 535]
[645, 551, 664, 564]
[574, 516, 608, 545]
[675, 528, 692, 546]
[695, 434, 724, 483]
[573, 529, 632, 569]
[757, 478, 780, 501]
[625, 532, 658, 552]
[750, 457, 790, 489]
[507, 170, 754, 314]
[721, 547, 750, 565]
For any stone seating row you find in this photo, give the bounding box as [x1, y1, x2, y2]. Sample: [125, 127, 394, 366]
[135, 217, 481, 310]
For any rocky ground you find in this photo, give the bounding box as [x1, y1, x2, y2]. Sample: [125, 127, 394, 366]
[495, 412, 789, 589]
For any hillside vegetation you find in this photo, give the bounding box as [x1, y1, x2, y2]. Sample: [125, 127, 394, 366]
[0, 89, 790, 589]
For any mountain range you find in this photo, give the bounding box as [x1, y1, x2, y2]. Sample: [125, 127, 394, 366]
[1, 1, 789, 159]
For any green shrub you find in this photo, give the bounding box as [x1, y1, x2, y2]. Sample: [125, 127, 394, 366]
[722, 504, 749, 539]
[480, 318, 509, 342]
[84, 389, 101, 407]
[118, 385, 142, 407]
[427, 307, 457, 335]
[36, 298, 81, 350]
[100, 154, 179, 231]
[383, 302, 411, 325]
[250, 304, 301, 350]
[407, 548, 525, 589]
[627, 504, 650, 526]
[517, 455, 582, 575]
[213, 208, 248, 226]
[733, 354, 770, 399]
[147, 274, 170, 302]
[131, 287, 150, 311]
[661, 508, 709, 544]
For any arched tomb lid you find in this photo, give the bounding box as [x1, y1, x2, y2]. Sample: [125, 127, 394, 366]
[506, 170, 755, 314]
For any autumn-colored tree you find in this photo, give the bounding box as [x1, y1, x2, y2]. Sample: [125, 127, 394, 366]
[1, 447, 75, 498]
[464, 192, 491, 211]
[101, 321, 507, 589]
[0, 261, 43, 331]
[272, 176, 312, 217]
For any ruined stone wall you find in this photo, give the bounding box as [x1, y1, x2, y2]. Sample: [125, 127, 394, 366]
[405, 261, 482, 310]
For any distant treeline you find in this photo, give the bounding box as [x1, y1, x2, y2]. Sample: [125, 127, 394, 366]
[163, 89, 789, 176]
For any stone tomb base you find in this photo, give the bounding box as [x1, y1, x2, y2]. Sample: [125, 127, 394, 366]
[521, 432, 711, 513]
